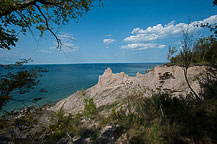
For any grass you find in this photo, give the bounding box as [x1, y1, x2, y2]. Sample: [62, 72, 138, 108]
[96, 102, 119, 113]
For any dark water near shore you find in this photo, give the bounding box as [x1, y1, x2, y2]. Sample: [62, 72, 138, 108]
[2, 63, 164, 112]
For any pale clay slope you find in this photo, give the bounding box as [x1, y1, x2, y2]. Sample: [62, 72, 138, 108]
[50, 65, 206, 114]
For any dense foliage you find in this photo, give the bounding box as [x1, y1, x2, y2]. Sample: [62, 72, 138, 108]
[0, 0, 101, 50]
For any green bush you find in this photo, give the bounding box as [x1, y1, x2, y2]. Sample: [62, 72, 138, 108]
[83, 98, 97, 119]
[46, 109, 84, 141]
[100, 85, 217, 144]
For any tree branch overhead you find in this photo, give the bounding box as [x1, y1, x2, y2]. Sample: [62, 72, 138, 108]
[0, 0, 101, 50]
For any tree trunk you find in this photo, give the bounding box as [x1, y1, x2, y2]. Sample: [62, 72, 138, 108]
[183, 67, 201, 101]
[202, 49, 207, 63]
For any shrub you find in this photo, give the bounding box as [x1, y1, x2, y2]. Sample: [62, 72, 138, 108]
[83, 98, 97, 119]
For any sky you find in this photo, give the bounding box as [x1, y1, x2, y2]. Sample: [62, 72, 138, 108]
[0, 0, 217, 64]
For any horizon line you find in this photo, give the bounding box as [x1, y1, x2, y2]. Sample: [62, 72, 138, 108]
[26, 61, 167, 65]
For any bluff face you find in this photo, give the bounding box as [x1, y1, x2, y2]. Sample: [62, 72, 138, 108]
[50, 65, 206, 114]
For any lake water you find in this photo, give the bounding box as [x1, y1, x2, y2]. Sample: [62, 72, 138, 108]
[2, 63, 164, 112]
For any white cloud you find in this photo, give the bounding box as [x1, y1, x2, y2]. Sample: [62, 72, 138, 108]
[61, 43, 78, 52]
[121, 15, 217, 51]
[124, 15, 217, 42]
[50, 33, 78, 53]
[58, 34, 76, 42]
[158, 44, 167, 48]
[103, 38, 116, 44]
[121, 43, 166, 50]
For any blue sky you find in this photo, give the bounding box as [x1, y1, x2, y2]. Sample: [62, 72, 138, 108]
[1, 0, 217, 64]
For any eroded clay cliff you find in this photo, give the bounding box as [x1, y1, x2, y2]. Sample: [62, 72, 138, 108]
[50, 65, 206, 114]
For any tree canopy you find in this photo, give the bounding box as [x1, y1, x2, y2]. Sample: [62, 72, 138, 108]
[214, 0, 217, 6]
[0, 0, 101, 50]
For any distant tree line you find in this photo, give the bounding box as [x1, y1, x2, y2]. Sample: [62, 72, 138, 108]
[169, 37, 217, 65]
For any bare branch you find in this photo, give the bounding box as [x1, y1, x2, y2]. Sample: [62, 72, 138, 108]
[34, 4, 62, 49]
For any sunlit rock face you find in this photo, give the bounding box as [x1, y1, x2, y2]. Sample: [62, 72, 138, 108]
[98, 68, 128, 88]
[50, 65, 206, 114]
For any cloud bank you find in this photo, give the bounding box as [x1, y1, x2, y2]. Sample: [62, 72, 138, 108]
[121, 43, 166, 50]
[124, 15, 217, 42]
[122, 15, 217, 50]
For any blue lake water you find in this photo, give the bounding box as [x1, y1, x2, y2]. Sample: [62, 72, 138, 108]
[2, 63, 164, 112]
